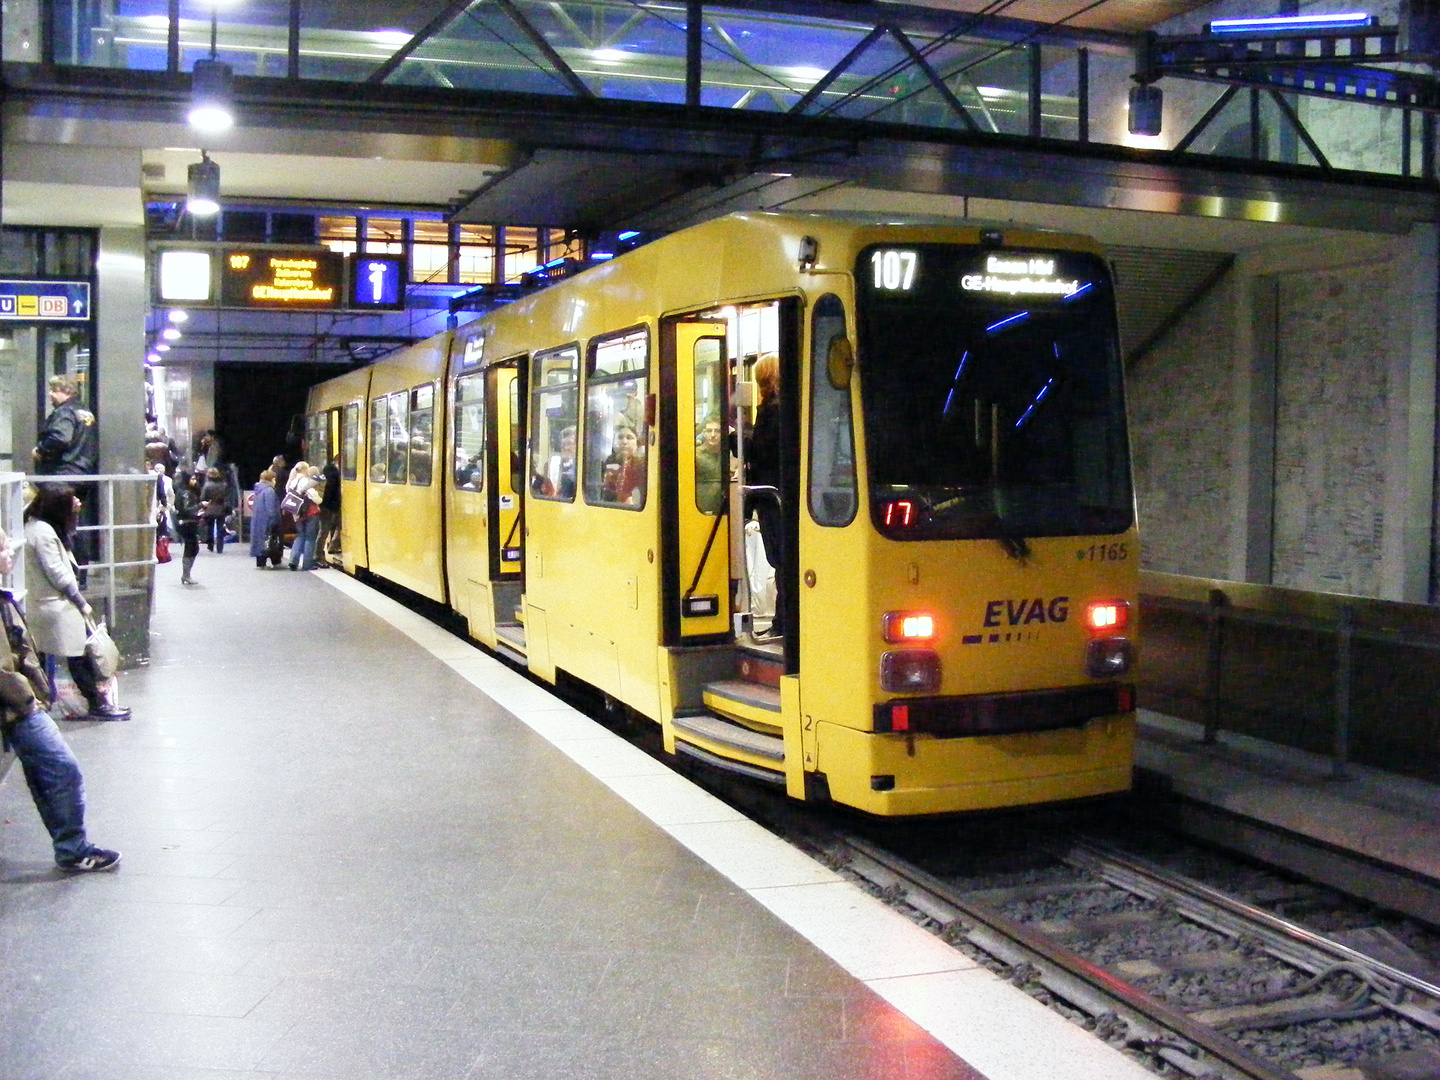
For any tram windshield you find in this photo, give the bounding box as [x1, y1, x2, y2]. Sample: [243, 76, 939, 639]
[855, 244, 1132, 541]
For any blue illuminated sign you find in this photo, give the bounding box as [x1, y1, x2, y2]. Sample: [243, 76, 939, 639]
[349, 256, 405, 309]
[0, 279, 91, 321]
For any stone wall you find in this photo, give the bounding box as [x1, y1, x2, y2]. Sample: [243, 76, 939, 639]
[1127, 277, 1240, 578]
[1271, 259, 1397, 593]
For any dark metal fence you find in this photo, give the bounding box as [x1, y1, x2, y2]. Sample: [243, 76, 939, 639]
[1139, 571, 1440, 784]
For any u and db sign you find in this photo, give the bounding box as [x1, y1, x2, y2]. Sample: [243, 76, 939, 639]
[0, 280, 91, 322]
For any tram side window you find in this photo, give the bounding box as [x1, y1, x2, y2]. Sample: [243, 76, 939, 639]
[369, 398, 388, 483]
[387, 391, 409, 484]
[454, 372, 485, 490]
[341, 402, 359, 481]
[693, 337, 726, 515]
[584, 327, 649, 511]
[529, 345, 579, 502]
[808, 294, 858, 527]
[409, 383, 435, 486]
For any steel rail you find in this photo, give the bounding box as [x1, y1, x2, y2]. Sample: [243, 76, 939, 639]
[1067, 843, 1440, 1034]
[838, 835, 1298, 1080]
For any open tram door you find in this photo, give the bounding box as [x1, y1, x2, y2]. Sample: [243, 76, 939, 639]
[659, 301, 805, 797]
[486, 357, 527, 655]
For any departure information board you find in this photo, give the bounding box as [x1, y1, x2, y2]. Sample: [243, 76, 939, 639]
[220, 249, 344, 309]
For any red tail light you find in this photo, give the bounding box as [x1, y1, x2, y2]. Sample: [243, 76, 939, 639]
[882, 611, 936, 643]
[1085, 600, 1129, 634]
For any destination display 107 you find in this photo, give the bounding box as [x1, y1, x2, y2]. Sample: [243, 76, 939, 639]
[220, 249, 344, 308]
[865, 247, 1089, 299]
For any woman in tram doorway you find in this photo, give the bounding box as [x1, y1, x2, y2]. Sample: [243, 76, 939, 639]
[286, 463, 321, 571]
[22, 485, 130, 721]
[746, 354, 785, 639]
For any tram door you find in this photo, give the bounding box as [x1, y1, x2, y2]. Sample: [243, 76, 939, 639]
[672, 322, 731, 641]
[487, 362, 525, 582]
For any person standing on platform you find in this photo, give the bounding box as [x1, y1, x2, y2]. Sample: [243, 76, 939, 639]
[173, 470, 202, 585]
[0, 526, 120, 872]
[22, 485, 130, 722]
[199, 467, 230, 554]
[249, 469, 280, 569]
[315, 456, 341, 566]
[33, 376, 98, 478]
[33, 375, 100, 574]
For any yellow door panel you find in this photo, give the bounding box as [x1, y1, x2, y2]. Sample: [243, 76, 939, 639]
[672, 322, 731, 638]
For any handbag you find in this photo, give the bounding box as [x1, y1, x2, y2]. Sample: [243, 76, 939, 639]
[279, 488, 304, 516]
[84, 619, 120, 679]
[155, 533, 172, 564]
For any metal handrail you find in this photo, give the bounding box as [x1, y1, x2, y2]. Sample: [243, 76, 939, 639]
[1140, 570, 1440, 779]
[20, 473, 162, 638]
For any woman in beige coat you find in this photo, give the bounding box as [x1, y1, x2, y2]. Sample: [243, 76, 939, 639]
[23, 485, 130, 721]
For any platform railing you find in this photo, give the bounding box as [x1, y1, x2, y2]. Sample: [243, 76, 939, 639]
[17, 474, 160, 669]
[1139, 570, 1440, 784]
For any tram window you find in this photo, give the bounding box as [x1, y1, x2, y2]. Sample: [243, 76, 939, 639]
[584, 328, 649, 511]
[808, 294, 857, 527]
[387, 391, 409, 484]
[529, 345, 579, 502]
[454, 372, 485, 491]
[693, 337, 726, 516]
[409, 383, 434, 486]
[341, 402, 359, 481]
[368, 397, 387, 483]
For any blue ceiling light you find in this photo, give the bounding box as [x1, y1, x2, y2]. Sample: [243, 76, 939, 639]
[1208, 12, 1374, 34]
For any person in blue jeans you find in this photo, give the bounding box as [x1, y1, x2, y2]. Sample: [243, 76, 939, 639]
[286, 462, 321, 570]
[0, 527, 118, 872]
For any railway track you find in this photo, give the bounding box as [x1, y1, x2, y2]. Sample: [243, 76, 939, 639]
[816, 834, 1440, 1080]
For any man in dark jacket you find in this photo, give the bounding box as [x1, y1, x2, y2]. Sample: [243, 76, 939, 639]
[315, 457, 342, 565]
[33, 375, 98, 476]
[0, 527, 119, 872]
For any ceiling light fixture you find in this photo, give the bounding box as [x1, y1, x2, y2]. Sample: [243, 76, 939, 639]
[186, 151, 221, 217]
[188, 58, 234, 133]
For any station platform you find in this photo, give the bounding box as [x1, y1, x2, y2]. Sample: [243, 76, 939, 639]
[0, 552, 1152, 1080]
[1135, 710, 1440, 921]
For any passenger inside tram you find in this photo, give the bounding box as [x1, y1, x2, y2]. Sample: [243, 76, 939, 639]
[695, 412, 726, 515]
[599, 419, 646, 507]
[539, 425, 576, 499]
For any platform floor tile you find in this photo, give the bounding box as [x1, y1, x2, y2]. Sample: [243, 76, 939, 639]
[0, 552, 1135, 1080]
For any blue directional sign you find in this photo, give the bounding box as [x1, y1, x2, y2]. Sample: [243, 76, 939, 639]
[349, 255, 405, 310]
[0, 279, 91, 321]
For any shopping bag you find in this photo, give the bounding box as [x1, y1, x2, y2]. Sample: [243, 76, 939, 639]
[84, 619, 121, 679]
[155, 533, 172, 564]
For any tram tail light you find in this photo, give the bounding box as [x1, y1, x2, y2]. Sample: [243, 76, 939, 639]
[1084, 600, 1129, 634]
[882, 611, 935, 643]
[880, 650, 941, 693]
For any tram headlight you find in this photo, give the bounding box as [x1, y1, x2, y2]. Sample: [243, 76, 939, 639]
[882, 611, 935, 643]
[880, 649, 941, 693]
[1085, 637, 1134, 678]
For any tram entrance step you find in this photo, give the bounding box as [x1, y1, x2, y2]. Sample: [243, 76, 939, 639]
[735, 651, 782, 688]
[672, 712, 785, 763]
[702, 679, 781, 728]
[495, 623, 526, 655]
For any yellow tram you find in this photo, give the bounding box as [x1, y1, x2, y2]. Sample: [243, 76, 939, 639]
[306, 212, 1139, 816]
